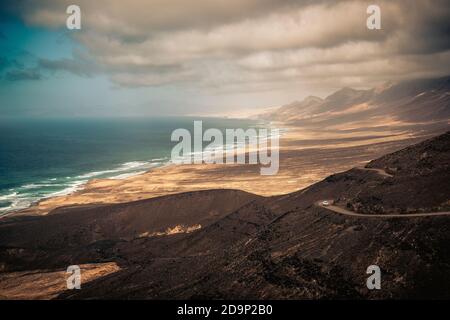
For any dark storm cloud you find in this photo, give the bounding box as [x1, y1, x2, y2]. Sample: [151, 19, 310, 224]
[6, 0, 450, 89]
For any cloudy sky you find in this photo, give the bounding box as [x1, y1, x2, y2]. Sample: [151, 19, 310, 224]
[1, 0, 450, 117]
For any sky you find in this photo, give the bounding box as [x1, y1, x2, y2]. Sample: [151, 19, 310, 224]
[1, 0, 450, 117]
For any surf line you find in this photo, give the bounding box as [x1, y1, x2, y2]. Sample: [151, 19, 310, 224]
[171, 120, 280, 175]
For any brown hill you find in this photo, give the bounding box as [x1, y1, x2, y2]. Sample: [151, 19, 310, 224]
[1, 132, 450, 299]
[0, 190, 259, 271]
[342, 131, 450, 214]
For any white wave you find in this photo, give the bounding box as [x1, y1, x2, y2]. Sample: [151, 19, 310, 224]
[150, 157, 168, 162]
[76, 170, 117, 179]
[0, 192, 18, 201]
[0, 196, 35, 214]
[0, 181, 85, 215]
[45, 180, 86, 198]
[75, 161, 151, 179]
[0, 158, 169, 214]
[120, 161, 148, 169]
[21, 183, 66, 190]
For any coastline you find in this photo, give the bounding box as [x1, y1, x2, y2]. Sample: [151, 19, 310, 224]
[5, 126, 431, 217]
[0, 116, 269, 217]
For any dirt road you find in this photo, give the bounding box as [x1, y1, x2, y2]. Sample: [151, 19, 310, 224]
[316, 200, 450, 218]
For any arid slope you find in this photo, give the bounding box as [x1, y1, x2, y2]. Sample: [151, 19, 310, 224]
[1, 132, 450, 299]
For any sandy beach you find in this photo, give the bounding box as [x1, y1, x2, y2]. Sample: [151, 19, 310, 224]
[13, 126, 430, 216]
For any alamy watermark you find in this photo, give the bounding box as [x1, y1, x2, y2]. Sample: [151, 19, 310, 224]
[66, 5, 81, 30]
[171, 121, 280, 175]
[66, 4, 381, 31]
[366, 265, 381, 290]
[66, 265, 81, 289]
[367, 5, 381, 30]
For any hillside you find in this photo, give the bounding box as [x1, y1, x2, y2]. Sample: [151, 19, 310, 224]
[1, 132, 450, 299]
[345, 131, 450, 214]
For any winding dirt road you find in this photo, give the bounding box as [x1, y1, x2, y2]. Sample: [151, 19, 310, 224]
[316, 166, 449, 218]
[316, 200, 450, 218]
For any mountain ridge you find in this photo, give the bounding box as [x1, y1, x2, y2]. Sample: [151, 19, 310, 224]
[260, 75, 450, 127]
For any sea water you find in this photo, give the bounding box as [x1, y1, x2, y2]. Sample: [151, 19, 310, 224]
[0, 116, 264, 215]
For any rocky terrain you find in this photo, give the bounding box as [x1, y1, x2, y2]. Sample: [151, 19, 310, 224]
[1, 131, 449, 299]
[344, 132, 450, 214]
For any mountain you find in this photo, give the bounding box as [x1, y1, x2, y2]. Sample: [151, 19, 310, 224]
[265, 96, 324, 122]
[261, 76, 450, 129]
[1, 131, 450, 299]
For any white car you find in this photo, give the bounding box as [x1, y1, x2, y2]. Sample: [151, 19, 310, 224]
[322, 201, 330, 206]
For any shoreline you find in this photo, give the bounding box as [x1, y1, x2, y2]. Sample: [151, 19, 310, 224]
[3, 126, 434, 218]
[1, 122, 282, 217]
[0, 159, 171, 218]
[0, 117, 275, 217]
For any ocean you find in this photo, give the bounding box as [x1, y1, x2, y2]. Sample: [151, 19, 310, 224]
[0, 117, 264, 215]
